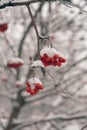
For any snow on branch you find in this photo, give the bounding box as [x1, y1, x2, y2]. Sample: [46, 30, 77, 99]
[12, 114, 87, 130]
[0, 0, 52, 9]
[0, 0, 87, 14]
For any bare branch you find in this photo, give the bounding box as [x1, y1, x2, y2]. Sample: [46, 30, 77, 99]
[0, 0, 49, 9]
[81, 124, 87, 130]
[26, 4, 40, 57]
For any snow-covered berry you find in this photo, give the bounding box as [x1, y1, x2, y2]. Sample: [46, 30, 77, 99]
[7, 57, 25, 68]
[40, 47, 66, 67]
[26, 77, 44, 95]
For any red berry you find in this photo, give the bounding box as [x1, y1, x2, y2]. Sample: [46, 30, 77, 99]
[59, 57, 63, 62]
[57, 61, 62, 66]
[26, 82, 30, 87]
[7, 58, 25, 68]
[0, 23, 8, 32]
[26, 87, 31, 93]
[59, 57, 66, 63]
[54, 54, 59, 59]
[41, 59, 46, 66]
[53, 60, 58, 66]
[51, 57, 55, 63]
[30, 89, 37, 95]
[41, 57, 46, 63]
[7, 63, 23, 68]
[39, 85, 44, 89]
[41, 57, 49, 66]
[34, 88, 39, 92]
[61, 58, 66, 63]
[43, 53, 48, 58]
[48, 61, 53, 65]
[35, 83, 44, 90]
[41, 56, 43, 61]
[45, 57, 51, 62]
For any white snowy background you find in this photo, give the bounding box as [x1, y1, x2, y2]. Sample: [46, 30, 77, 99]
[0, 0, 87, 130]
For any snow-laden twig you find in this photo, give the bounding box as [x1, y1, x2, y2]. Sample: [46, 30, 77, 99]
[12, 114, 87, 128]
[0, 0, 87, 14]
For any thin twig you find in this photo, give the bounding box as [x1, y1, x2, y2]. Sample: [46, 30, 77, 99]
[51, 121, 62, 130]
[26, 4, 40, 57]
[3, 33, 16, 56]
[45, 69, 56, 83]
[18, 3, 44, 58]
[81, 125, 87, 130]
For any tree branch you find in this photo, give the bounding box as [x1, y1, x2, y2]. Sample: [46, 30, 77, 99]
[12, 115, 87, 130]
[26, 4, 40, 57]
[81, 124, 87, 130]
[0, 0, 49, 9]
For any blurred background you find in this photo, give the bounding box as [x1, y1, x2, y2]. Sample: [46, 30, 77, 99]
[0, 0, 87, 130]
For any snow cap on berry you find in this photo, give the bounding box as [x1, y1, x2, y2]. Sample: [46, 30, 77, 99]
[40, 47, 58, 57]
[31, 60, 45, 68]
[27, 77, 42, 85]
[40, 47, 66, 67]
[7, 57, 25, 68]
[26, 77, 44, 95]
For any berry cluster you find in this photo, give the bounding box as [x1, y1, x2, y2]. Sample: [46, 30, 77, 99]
[7, 57, 25, 68]
[26, 77, 44, 95]
[0, 23, 8, 32]
[40, 47, 66, 67]
[6, 46, 66, 96]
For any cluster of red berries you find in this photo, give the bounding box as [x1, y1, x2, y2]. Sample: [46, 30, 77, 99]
[40, 47, 66, 67]
[26, 77, 44, 95]
[7, 58, 25, 68]
[6, 46, 66, 96]
[0, 23, 8, 32]
[7, 62, 23, 68]
[41, 54, 66, 67]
